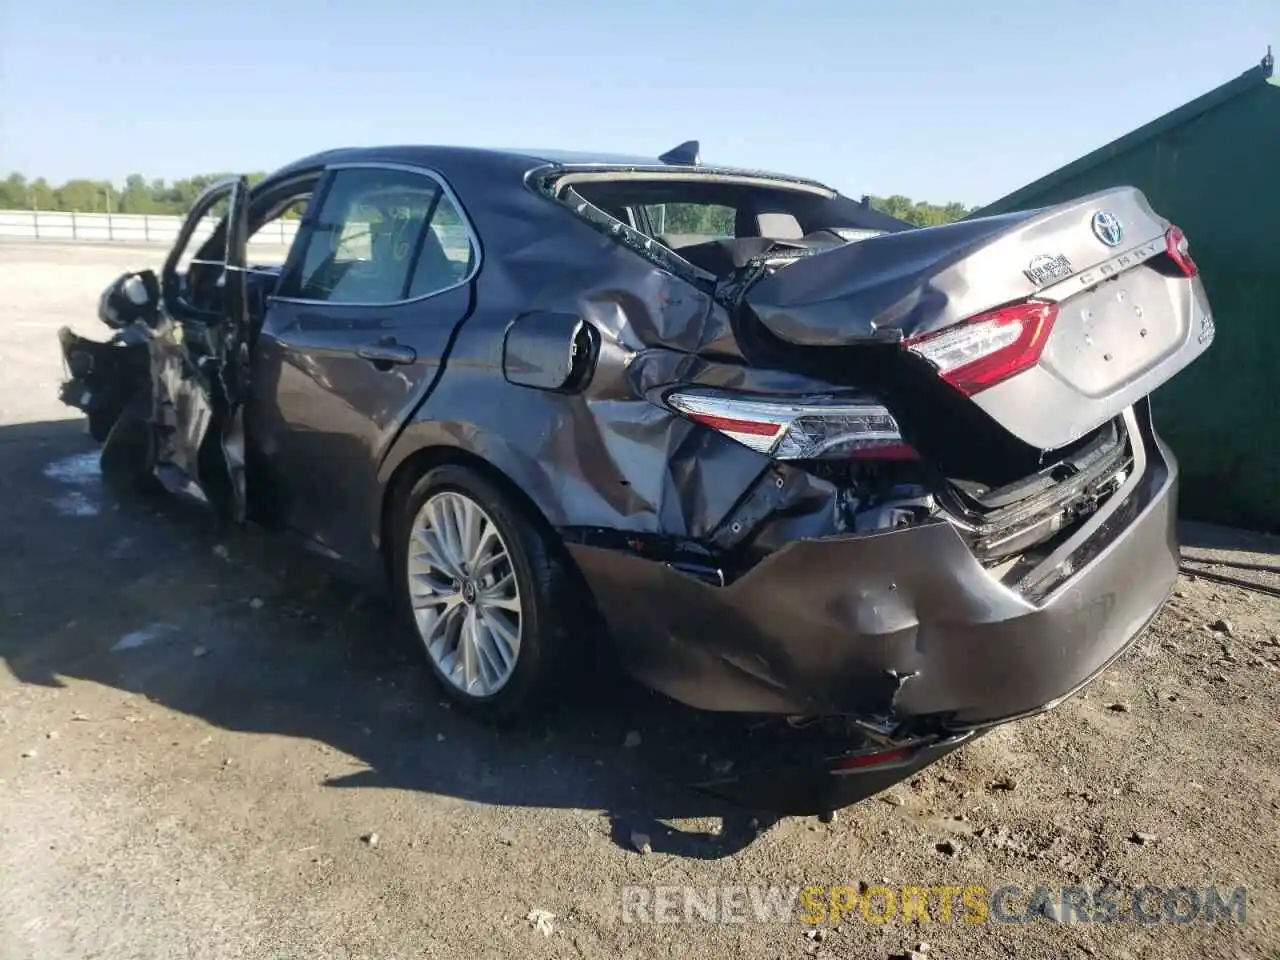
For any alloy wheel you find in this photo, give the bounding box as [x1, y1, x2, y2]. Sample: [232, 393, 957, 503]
[406, 490, 523, 697]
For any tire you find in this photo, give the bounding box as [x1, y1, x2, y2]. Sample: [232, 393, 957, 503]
[390, 463, 586, 722]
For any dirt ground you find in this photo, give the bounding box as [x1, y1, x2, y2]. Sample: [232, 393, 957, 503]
[1, 240, 1278, 960]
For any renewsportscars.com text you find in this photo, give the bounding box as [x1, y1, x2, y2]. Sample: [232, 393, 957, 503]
[619, 884, 1247, 925]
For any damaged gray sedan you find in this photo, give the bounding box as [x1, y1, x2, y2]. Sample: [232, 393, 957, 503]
[58, 142, 1214, 792]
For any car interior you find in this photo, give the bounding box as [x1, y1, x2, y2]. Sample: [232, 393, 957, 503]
[569, 178, 891, 278]
[220, 186, 473, 312]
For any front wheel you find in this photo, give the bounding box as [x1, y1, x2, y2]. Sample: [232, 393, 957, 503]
[391, 464, 585, 721]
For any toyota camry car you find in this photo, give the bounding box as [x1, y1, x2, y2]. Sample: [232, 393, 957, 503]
[57, 141, 1214, 799]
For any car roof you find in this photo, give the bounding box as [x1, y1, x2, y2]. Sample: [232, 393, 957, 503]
[267, 144, 836, 194]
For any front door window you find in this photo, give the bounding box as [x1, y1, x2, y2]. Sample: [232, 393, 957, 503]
[280, 168, 475, 305]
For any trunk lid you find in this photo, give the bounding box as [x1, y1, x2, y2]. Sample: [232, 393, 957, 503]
[742, 186, 1215, 451]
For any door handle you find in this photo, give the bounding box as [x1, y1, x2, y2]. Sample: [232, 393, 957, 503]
[357, 340, 417, 367]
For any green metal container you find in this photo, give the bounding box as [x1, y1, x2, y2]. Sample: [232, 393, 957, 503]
[976, 52, 1279, 531]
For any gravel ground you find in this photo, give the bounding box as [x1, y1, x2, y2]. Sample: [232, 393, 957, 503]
[1, 240, 1278, 960]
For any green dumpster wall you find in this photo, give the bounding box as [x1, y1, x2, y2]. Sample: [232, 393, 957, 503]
[976, 57, 1279, 532]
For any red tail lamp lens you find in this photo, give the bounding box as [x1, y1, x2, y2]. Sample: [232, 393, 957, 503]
[1164, 225, 1198, 277]
[904, 301, 1059, 396]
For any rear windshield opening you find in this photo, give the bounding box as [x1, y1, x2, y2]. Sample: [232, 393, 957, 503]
[564, 175, 900, 279]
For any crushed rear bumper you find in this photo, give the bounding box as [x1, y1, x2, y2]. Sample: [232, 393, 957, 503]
[568, 404, 1177, 733]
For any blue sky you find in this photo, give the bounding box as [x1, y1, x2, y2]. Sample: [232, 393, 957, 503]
[1, 0, 1273, 205]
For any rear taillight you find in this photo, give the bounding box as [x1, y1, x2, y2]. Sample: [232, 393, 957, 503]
[665, 390, 917, 461]
[903, 300, 1058, 397]
[1164, 225, 1198, 277]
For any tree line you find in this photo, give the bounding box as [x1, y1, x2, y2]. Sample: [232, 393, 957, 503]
[0, 171, 274, 216]
[866, 195, 979, 227]
[0, 170, 978, 226]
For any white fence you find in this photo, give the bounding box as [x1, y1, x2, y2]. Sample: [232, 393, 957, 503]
[0, 209, 298, 247]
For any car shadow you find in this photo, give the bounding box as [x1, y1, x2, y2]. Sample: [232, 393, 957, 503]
[0, 418, 905, 860]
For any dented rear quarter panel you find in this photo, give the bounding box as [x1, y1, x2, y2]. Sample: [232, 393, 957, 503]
[372, 152, 779, 557]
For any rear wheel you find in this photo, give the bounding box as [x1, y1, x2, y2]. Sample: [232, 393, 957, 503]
[391, 464, 583, 721]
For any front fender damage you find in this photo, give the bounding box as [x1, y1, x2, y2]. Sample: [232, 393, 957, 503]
[145, 312, 247, 515]
[57, 269, 247, 520]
